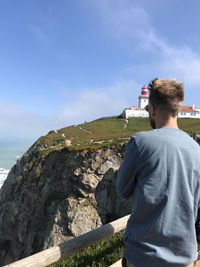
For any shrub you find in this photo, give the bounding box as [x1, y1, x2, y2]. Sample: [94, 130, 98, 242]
[50, 231, 124, 267]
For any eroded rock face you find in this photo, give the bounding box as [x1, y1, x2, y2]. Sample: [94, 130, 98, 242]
[0, 146, 131, 265]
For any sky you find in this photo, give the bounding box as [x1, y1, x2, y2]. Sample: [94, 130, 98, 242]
[1, 0, 200, 169]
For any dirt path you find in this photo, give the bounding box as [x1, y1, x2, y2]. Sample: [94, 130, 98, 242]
[124, 119, 128, 129]
[79, 127, 93, 134]
[65, 140, 72, 146]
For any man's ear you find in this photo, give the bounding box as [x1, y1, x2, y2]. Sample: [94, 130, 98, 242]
[150, 104, 156, 116]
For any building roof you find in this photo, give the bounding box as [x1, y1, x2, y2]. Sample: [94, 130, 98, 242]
[181, 106, 199, 113]
[130, 105, 137, 109]
[142, 85, 148, 89]
[141, 86, 148, 96]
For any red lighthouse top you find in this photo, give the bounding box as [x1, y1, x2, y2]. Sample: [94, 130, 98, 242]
[141, 85, 148, 96]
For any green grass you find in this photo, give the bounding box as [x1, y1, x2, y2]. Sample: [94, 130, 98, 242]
[30, 117, 200, 155]
[24, 116, 200, 181]
[49, 231, 124, 267]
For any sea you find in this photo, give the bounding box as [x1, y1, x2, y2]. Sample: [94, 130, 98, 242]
[0, 168, 9, 189]
[0, 140, 33, 189]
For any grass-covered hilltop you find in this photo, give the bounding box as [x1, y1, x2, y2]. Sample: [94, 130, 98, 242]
[23, 116, 200, 179]
[32, 116, 200, 153]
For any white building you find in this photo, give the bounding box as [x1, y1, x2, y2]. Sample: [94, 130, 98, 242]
[138, 85, 149, 109]
[178, 105, 200, 118]
[121, 85, 149, 118]
[121, 86, 200, 119]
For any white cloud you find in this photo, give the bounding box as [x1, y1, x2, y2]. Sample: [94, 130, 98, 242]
[139, 30, 200, 87]
[88, 0, 200, 89]
[28, 25, 48, 44]
[108, 6, 150, 40]
[159, 46, 200, 86]
[0, 102, 55, 141]
[88, 0, 151, 44]
[0, 79, 141, 142]
[48, 3, 52, 15]
[58, 79, 141, 125]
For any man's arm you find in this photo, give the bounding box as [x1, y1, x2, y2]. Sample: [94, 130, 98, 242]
[116, 137, 140, 199]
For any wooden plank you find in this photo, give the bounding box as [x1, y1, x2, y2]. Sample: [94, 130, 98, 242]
[109, 259, 122, 267]
[4, 215, 130, 267]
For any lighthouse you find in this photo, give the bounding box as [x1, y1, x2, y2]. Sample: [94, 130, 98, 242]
[138, 85, 149, 109]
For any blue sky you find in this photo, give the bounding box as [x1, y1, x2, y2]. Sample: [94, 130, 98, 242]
[1, 0, 200, 168]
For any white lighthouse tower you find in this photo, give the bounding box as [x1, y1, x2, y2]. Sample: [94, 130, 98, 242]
[138, 85, 149, 109]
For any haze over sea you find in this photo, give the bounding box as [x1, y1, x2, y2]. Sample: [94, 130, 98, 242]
[0, 140, 33, 188]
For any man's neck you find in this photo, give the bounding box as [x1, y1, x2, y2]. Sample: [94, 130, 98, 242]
[156, 117, 179, 129]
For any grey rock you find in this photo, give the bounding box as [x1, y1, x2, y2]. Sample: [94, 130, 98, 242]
[0, 145, 131, 265]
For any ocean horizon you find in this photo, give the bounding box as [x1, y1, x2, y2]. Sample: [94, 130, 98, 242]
[0, 140, 33, 169]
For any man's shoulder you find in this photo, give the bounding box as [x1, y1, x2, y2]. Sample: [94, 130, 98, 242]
[131, 127, 200, 152]
[129, 130, 161, 150]
[131, 129, 161, 141]
[132, 128, 189, 140]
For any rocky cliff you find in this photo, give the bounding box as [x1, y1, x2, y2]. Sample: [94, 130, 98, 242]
[0, 140, 131, 265]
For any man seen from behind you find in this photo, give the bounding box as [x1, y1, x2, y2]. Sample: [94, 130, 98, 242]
[116, 78, 200, 267]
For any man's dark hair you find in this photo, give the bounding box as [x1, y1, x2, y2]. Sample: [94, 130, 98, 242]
[148, 78, 184, 118]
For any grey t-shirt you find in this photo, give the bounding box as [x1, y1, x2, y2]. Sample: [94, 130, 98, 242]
[116, 127, 200, 267]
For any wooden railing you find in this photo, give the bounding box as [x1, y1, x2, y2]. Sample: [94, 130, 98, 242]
[4, 215, 130, 267]
[4, 213, 200, 267]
